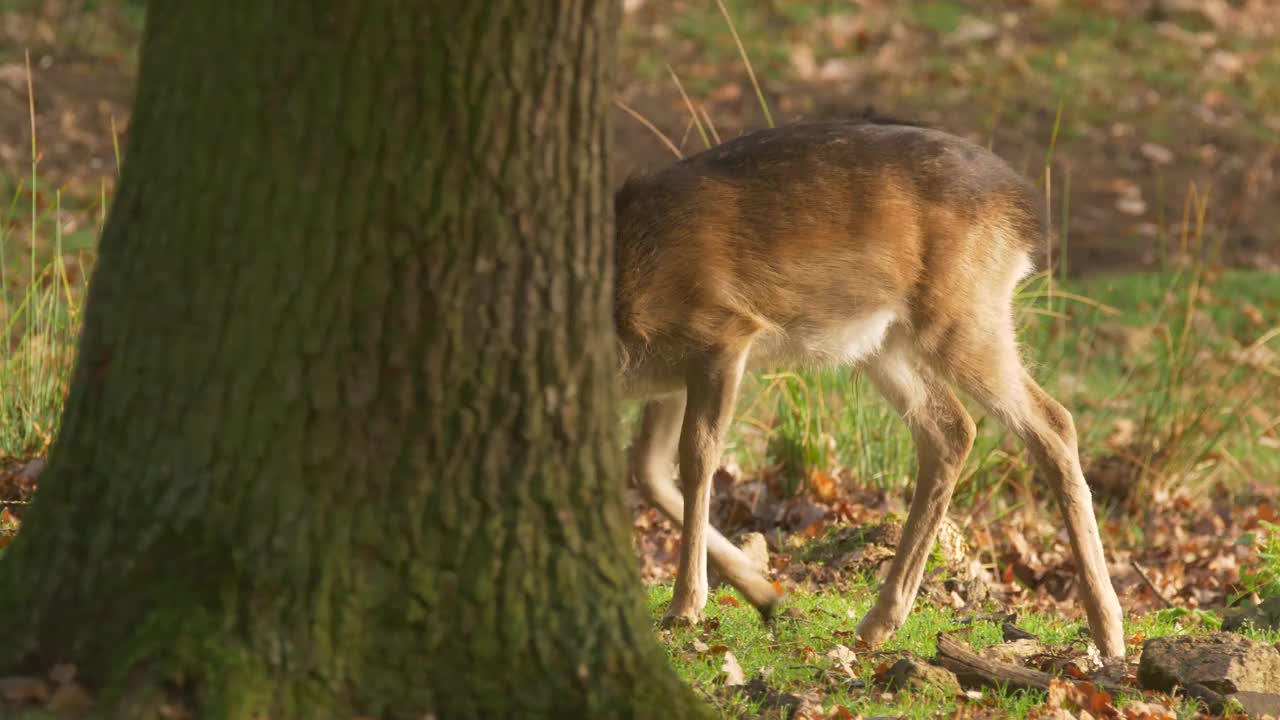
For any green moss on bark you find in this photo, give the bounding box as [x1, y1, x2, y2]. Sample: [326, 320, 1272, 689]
[0, 2, 708, 718]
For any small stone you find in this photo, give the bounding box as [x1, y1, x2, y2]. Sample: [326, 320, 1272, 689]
[1138, 633, 1280, 696]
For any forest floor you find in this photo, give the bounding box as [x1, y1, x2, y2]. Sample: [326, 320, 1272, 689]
[1, 2, 1279, 719]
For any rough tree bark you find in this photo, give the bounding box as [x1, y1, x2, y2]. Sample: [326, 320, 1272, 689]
[0, 2, 707, 718]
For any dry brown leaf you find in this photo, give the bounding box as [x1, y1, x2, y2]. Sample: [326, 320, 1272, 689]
[708, 83, 741, 105]
[824, 644, 857, 678]
[827, 705, 855, 720]
[721, 650, 747, 686]
[1140, 142, 1174, 165]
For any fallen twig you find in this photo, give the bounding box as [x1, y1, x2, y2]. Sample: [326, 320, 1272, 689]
[1132, 560, 1176, 609]
[933, 633, 1132, 697]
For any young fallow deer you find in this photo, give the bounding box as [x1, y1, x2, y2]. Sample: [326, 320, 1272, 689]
[616, 117, 1125, 658]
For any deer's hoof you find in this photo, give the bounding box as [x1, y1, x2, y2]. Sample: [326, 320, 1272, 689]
[855, 608, 901, 647]
[661, 602, 705, 628]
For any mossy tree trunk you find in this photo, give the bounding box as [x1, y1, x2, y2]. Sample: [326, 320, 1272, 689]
[0, 2, 707, 718]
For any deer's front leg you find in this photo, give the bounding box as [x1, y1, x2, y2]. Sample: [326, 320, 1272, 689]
[664, 348, 749, 626]
[856, 349, 976, 645]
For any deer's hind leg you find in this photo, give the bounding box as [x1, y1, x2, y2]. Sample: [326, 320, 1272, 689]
[628, 391, 782, 619]
[658, 346, 752, 625]
[941, 315, 1125, 657]
[855, 336, 977, 646]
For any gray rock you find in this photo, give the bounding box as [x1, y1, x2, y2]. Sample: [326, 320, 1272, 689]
[1138, 633, 1280, 696]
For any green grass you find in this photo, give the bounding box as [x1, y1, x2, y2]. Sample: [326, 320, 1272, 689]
[1238, 520, 1280, 600]
[648, 581, 996, 719]
[647, 582, 1280, 719]
[1, 183, 93, 460]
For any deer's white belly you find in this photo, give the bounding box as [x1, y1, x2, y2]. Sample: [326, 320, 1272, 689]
[749, 308, 897, 370]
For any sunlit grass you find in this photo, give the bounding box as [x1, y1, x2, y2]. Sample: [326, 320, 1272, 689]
[646, 581, 1280, 720]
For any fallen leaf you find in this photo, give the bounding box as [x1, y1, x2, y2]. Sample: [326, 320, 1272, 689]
[809, 469, 840, 502]
[825, 644, 857, 678]
[1079, 682, 1113, 715]
[790, 44, 817, 79]
[1115, 195, 1148, 216]
[827, 705, 855, 720]
[790, 692, 826, 720]
[709, 83, 741, 105]
[817, 58, 861, 83]
[945, 16, 998, 45]
[1242, 302, 1265, 326]
[721, 650, 746, 686]
[1140, 142, 1174, 165]
[824, 14, 864, 51]
[803, 520, 827, 538]
[1210, 49, 1245, 75]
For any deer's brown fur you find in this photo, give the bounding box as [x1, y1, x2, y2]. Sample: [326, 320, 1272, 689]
[617, 118, 1125, 657]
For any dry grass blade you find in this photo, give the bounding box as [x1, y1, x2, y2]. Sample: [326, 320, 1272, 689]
[1245, 325, 1280, 354]
[713, 0, 773, 128]
[1131, 560, 1175, 608]
[699, 105, 721, 145]
[667, 65, 711, 149]
[1018, 288, 1123, 316]
[613, 98, 682, 159]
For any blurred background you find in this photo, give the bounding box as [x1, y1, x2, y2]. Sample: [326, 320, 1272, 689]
[2, 1, 1278, 274]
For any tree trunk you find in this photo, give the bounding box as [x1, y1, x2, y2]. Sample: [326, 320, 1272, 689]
[0, 2, 707, 718]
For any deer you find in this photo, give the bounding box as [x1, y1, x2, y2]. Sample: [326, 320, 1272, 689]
[615, 116, 1126, 658]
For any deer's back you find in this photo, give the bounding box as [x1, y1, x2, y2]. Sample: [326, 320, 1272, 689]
[614, 119, 1043, 391]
